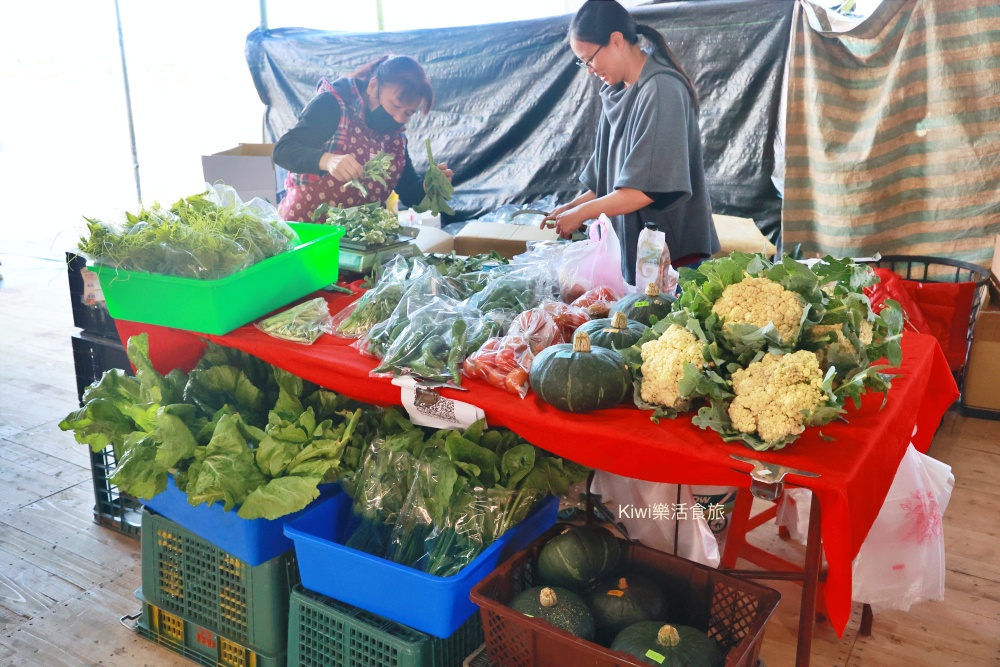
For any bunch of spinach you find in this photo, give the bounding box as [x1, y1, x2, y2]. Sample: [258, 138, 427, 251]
[342, 416, 590, 577]
[78, 189, 298, 279]
[412, 139, 455, 217]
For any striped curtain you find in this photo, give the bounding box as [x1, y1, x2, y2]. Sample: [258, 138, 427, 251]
[781, 0, 1000, 266]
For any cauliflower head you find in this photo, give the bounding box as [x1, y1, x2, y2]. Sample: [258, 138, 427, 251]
[640, 324, 707, 410]
[728, 350, 825, 444]
[712, 276, 804, 344]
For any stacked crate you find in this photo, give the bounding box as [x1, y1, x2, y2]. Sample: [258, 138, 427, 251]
[134, 507, 299, 666]
[66, 251, 142, 537]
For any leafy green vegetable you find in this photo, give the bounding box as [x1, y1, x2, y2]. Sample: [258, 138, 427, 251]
[341, 151, 393, 198]
[257, 297, 332, 345]
[59, 333, 371, 520]
[78, 189, 297, 279]
[312, 202, 402, 246]
[412, 139, 455, 217]
[345, 417, 590, 577]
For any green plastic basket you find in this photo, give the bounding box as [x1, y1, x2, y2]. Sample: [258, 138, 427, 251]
[129, 591, 285, 667]
[140, 508, 299, 655]
[287, 586, 484, 667]
[93, 222, 344, 335]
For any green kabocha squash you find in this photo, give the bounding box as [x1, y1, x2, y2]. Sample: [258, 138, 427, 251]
[576, 311, 648, 351]
[611, 283, 676, 326]
[537, 524, 622, 591]
[529, 331, 631, 412]
[611, 622, 726, 667]
[510, 586, 596, 641]
[588, 574, 668, 645]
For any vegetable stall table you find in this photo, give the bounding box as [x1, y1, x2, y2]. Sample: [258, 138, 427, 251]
[116, 286, 959, 667]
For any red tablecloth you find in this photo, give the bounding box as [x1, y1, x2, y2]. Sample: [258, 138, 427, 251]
[116, 288, 958, 636]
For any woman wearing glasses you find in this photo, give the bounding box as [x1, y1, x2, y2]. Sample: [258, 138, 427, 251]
[273, 55, 452, 222]
[542, 0, 719, 283]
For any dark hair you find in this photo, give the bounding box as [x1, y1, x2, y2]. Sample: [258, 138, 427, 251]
[350, 55, 434, 113]
[570, 0, 699, 109]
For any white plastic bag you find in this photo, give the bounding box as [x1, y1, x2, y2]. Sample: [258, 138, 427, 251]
[775, 487, 813, 545]
[557, 215, 628, 302]
[590, 471, 720, 568]
[851, 444, 952, 612]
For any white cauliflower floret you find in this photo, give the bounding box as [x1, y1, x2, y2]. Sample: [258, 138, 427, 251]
[728, 350, 825, 444]
[858, 319, 873, 345]
[640, 325, 706, 410]
[712, 276, 804, 344]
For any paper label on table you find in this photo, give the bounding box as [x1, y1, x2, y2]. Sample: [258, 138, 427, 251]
[81, 267, 105, 306]
[645, 650, 665, 663]
[393, 377, 486, 430]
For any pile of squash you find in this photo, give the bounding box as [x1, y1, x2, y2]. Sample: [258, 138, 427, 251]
[530, 282, 675, 414]
[508, 524, 726, 667]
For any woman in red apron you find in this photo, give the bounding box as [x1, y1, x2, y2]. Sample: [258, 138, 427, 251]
[273, 55, 451, 222]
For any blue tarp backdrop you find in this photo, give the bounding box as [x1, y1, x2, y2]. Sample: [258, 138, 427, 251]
[245, 0, 793, 241]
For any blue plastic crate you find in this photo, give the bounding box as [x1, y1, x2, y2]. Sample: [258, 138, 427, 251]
[143, 475, 339, 566]
[284, 493, 559, 639]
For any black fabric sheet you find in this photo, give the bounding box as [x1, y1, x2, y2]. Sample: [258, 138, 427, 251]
[246, 0, 793, 241]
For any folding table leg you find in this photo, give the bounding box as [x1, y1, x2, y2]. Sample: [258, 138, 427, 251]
[796, 495, 823, 667]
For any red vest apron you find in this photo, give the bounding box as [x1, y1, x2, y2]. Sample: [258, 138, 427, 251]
[278, 78, 407, 222]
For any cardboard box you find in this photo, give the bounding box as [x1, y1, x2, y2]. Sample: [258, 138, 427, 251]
[962, 304, 1000, 416]
[711, 214, 778, 257]
[962, 235, 1000, 418]
[453, 221, 559, 259]
[202, 143, 278, 205]
[988, 234, 1000, 307]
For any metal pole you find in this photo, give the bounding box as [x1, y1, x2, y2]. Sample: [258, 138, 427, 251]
[375, 0, 384, 31]
[114, 0, 141, 207]
[259, 0, 268, 30]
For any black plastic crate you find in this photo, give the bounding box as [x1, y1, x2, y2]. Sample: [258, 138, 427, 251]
[89, 443, 143, 537]
[71, 331, 141, 537]
[66, 251, 119, 339]
[71, 331, 130, 403]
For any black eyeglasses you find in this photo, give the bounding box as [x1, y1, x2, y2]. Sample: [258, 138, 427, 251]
[575, 44, 603, 70]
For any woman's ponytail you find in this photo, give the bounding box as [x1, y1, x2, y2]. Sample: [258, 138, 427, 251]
[635, 24, 699, 110]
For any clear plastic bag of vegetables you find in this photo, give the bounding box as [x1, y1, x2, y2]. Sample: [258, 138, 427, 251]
[463, 263, 559, 315]
[388, 467, 544, 576]
[255, 297, 333, 345]
[354, 266, 486, 358]
[368, 297, 492, 386]
[387, 458, 487, 576]
[463, 335, 534, 397]
[331, 255, 425, 338]
[341, 436, 421, 558]
[508, 307, 564, 351]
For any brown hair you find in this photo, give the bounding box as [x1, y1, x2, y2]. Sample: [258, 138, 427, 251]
[570, 0, 699, 109]
[350, 55, 434, 113]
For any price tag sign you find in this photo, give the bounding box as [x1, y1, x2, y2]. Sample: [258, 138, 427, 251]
[393, 378, 486, 430]
[81, 267, 105, 306]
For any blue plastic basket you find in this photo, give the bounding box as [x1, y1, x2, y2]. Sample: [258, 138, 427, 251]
[284, 493, 559, 639]
[143, 475, 340, 566]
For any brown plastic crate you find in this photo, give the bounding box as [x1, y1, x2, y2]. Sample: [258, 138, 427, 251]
[470, 524, 780, 667]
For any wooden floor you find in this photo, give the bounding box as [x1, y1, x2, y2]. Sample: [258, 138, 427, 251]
[1, 250, 998, 667]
